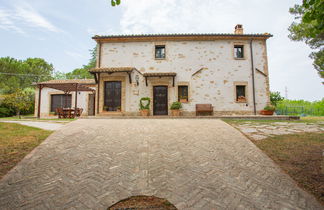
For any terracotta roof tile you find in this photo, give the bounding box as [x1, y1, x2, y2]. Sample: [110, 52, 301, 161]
[89, 67, 135, 73]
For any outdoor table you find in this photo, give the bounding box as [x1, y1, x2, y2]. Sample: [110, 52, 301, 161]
[62, 108, 75, 118]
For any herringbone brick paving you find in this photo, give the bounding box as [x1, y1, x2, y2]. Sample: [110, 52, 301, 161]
[0, 119, 322, 209]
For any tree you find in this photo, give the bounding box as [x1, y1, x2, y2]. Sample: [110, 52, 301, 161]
[65, 46, 96, 79]
[270, 91, 284, 107]
[3, 89, 34, 118]
[288, 0, 324, 78]
[0, 57, 54, 94]
[111, 0, 121, 6]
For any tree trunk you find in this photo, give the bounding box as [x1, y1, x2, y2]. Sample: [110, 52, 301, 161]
[17, 109, 21, 119]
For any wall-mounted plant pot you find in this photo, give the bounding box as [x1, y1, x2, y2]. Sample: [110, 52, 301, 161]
[140, 109, 150, 116]
[260, 110, 274, 115]
[179, 99, 188, 103]
[171, 109, 181, 116]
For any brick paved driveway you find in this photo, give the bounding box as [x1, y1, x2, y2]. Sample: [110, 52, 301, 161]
[0, 119, 322, 209]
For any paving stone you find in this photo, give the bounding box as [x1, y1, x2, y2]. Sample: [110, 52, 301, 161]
[0, 119, 322, 210]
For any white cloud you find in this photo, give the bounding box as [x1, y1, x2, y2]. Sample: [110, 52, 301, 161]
[64, 50, 86, 60]
[0, 2, 61, 34]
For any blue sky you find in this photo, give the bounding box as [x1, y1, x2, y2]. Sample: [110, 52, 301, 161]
[0, 0, 323, 101]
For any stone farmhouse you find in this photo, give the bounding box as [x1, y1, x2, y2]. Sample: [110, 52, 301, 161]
[35, 24, 272, 117]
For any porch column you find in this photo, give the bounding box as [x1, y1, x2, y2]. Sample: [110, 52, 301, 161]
[97, 73, 100, 114]
[37, 84, 42, 118]
[74, 83, 78, 111]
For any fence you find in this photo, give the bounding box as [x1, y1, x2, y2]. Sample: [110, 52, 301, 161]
[276, 106, 324, 116]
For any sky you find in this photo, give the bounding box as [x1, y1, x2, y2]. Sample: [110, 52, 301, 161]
[0, 0, 323, 101]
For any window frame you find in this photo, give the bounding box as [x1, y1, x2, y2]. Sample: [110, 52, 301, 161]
[234, 45, 244, 59]
[50, 94, 72, 113]
[155, 45, 166, 60]
[233, 82, 248, 103]
[178, 85, 189, 103]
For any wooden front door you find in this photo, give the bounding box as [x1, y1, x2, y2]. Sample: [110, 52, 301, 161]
[104, 81, 121, 111]
[153, 86, 168, 115]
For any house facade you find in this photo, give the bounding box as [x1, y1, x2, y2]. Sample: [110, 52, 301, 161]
[90, 25, 272, 116]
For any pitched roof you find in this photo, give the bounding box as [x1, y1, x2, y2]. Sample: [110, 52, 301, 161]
[93, 33, 273, 42]
[37, 79, 95, 85]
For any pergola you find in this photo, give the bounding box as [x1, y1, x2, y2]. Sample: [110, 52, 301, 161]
[36, 80, 95, 118]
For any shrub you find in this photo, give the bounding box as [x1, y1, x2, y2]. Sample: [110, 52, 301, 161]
[263, 105, 275, 111]
[0, 107, 14, 117]
[170, 102, 182, 110]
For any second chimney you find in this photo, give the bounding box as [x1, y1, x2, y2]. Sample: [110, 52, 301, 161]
[234, 24, 243, 34]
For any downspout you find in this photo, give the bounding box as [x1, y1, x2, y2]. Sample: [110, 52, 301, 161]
[250, 39, 257, 115]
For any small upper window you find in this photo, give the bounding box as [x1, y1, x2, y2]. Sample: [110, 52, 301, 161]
[178, 86, 188, 102]
[236, 85, 246, 102]
[234, 45, 244, 59]
[155, 45, 165, 59]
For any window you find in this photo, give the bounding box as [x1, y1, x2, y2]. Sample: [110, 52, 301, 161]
[234, 45, 244, 59]
[155, 45, 165, 59]
[236, 85, 246, 102]
[51, 94, 71, 112]
[178, 86, 188, 102]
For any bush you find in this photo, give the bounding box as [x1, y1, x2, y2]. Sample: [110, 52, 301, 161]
[0, 106, 14, 117]
[263, 105, 275, 111]
[170, 102, 182, 110]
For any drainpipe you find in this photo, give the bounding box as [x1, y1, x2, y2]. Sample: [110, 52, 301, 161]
[250, 39, 257, 115]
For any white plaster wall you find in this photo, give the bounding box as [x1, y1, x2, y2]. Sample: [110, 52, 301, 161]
[34, 87, 94, 117]
[100, 39, 270, 114]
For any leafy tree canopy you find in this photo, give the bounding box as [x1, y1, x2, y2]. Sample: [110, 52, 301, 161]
[111, 0, 121, 6]
[0, 57, 54, 94]
[270, 91, 285, 107]
[289, 0, 324, 78]
[2, 88, 34, 118]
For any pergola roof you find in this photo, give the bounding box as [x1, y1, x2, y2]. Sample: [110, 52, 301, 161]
[36, 79, 95, 92]
[89, 67, 135, 73]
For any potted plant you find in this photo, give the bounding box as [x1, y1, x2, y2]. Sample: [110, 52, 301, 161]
[170, 101, 182, 116]
[237, 96, 246, 102]
[139, 97, 150, 116]
[116, 106, 121, 112]
[179, 96, 188, 103]
[260, 105, 275, 115]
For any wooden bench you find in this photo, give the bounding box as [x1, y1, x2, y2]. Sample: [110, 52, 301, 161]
[196, 104, 213, 116]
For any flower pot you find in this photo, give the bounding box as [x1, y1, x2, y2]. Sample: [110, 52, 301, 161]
[171, 109, 180, 116]
[140, 109, 150, 116]
[260, 110, 274, 115]
[237, 99, 246, 103]
[179, 99, 188, 103]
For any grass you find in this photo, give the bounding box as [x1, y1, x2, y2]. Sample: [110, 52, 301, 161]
[254, 132, 324, 204]
[0, 122, 53, 179]
[0, 116, 76, 121]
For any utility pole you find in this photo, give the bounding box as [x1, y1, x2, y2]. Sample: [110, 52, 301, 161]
[285, 86, 288, 99]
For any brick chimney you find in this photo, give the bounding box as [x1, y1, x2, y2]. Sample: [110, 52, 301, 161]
[234, 24, 243, 34]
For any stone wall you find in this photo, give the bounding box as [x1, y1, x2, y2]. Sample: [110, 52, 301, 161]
[97, 39, 270, 115]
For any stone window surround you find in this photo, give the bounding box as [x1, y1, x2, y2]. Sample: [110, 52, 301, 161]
[154, 42, 167, 60]
[232, 41, 247, 60]
[177, 81, 190, 103]
[233, 81, 248, 103]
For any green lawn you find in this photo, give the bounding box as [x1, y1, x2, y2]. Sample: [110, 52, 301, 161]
[0, 122, 53, 178]
[0, 115, 76, 121]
